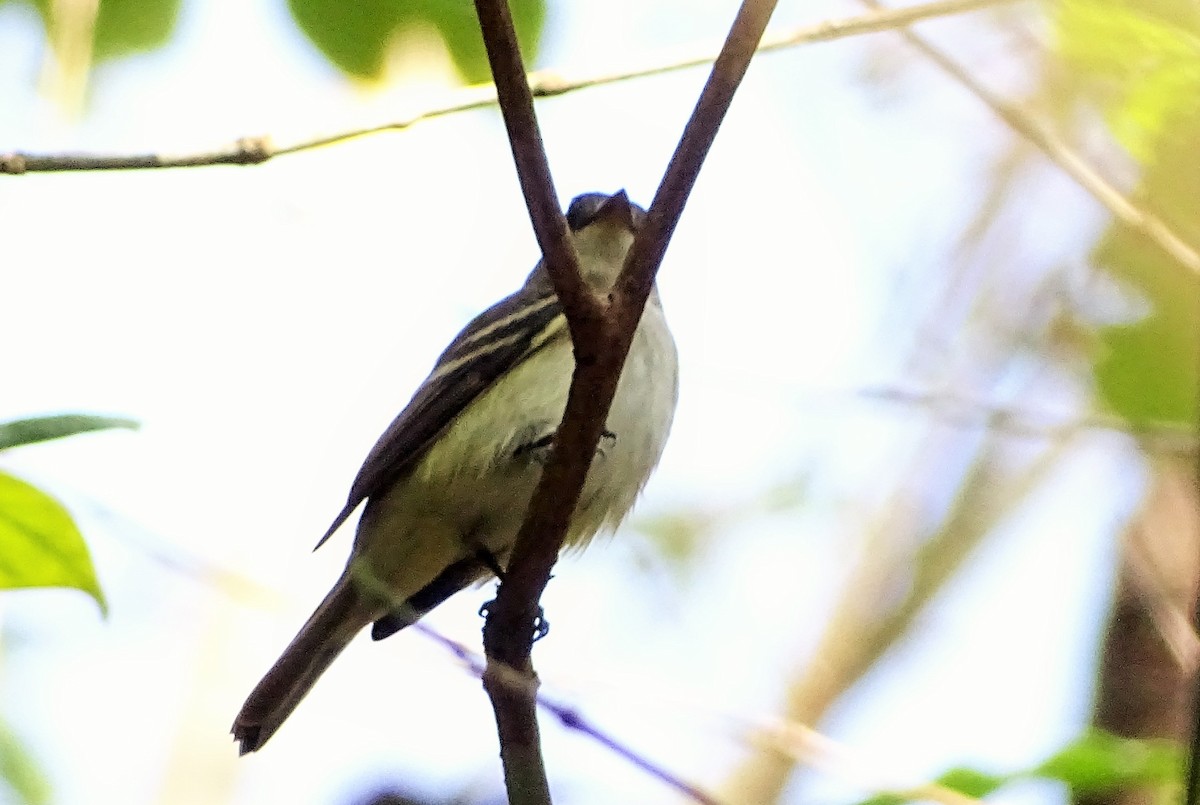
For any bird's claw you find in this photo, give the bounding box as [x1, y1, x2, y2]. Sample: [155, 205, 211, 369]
[478, 600, 550, 642]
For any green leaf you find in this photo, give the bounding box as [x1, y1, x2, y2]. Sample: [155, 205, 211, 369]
[1094, 305, 1198, 427]
[0, 471, 107, 615]
[0, 414, 138, 451]
[1054, 0, 1200, 162]
[1035, 730, 1182, 794]
[92, 0, 183, 61]
[848, 733, 1180, 805]
[1067, 0, 1200, 430]
[635, 510, 714, 568]
[0, 717, 51, 805]
[1090, 108, 1200, 428]
[422, 0, 546, 84]
[849, 766, 1007, 805]
[286, 0, 409, 80]
[852, 795, 905, 805]
[285, 0, 545, 82]
[934, 766, 1007, 798]
[18, 0, 181, 62]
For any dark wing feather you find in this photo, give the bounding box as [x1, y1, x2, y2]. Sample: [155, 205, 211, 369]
[314, 275, 564, 549]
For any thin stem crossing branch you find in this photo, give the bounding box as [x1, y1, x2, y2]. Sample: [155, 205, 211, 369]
[1, 0, 1012, 174]
[472, 0, 777, 802]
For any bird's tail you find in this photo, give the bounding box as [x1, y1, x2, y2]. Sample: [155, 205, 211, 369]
[232, 573, 379, 754]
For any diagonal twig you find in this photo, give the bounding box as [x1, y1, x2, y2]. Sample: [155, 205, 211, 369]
[472, 0, 590, 317]
[856, 0, 1200, 276]
[472, 0, 778, 802]
[420, 622, 986, 805]
[471, 0, 587, 801]
[480, 0, 779, 667]
[1, 0, 1013, 175]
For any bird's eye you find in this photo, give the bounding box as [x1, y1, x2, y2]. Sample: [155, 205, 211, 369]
[565, 193, 606, 231]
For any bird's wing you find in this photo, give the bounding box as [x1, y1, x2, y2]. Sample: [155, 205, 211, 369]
[314, 281, 567, 549]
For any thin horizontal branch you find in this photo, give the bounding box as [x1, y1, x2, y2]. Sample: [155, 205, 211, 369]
[857, 0, 1200, 275]
[541, 0, 1012, 96]
[1, 0, 1013, 175]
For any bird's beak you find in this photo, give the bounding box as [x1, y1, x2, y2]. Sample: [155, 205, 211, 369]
[591, 190, 636, 231]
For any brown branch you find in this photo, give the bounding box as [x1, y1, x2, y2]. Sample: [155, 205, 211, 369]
[471, 0, 614, 799]
[1187, 169, 1200, 804]
[473, 0, 777, 802]
[1189, 313, 1200, 805]
[1, 0, 1011, 175]
[615, 0, 779, 310]
[415, 625, 724, 805]
[472, 0, 589, 315]
[479, 0, 780, 661]
[470, 3, 573, 800]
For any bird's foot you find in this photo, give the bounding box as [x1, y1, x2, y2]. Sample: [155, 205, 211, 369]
[478, 598, 550, 642]
[513, 427, 618, 464]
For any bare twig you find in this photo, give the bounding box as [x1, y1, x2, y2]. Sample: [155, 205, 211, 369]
[856, 0, 1200, 276]
[472, 0, 587, 316]
[2, 0, 1012, 175]
[480, 0, 779, 662]
[473, 0, 777, 801]
[720, 431, 1073, 801]
[614, 0, 780, 308]
[470, 1, 575, 800]
[420, 623, 988, 805]
[419, 622, 719, 804]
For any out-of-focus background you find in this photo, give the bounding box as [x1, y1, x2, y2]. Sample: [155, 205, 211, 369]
[2, 0, 1197, 803]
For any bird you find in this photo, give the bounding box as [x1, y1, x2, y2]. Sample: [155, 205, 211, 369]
[232, 190, 678, 754]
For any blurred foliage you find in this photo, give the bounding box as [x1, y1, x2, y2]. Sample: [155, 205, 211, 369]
[635, 509, 716, 572]
[0, 414, 135, 613]
[3, 0, 545, 88]
[1090, 108, 1200, 427]
[0, 414, 137, 451]
[0, 470, 107, 614]
[87, 0, 180, 62]
[854, 730, 1181, 804]
[1054, 0, 1200, 162]
[634, 476, 809, 579]
[1052, 0, 1200, 427]
[0, 415, 134, 800]
[3, 0, 181, 62]
[1037, 730, 1181, 794]
[0, 717, 50, 805]
[287, 0, 546, 82]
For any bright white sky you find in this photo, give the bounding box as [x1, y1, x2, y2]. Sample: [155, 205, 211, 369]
[0, 2, 1142, 804]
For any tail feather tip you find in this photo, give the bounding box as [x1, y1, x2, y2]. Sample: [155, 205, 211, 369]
[232, 722, 262, 756]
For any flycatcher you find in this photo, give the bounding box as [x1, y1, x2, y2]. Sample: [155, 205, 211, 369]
[232, 190, 678, 753]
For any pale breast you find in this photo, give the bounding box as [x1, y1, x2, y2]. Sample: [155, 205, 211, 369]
[359, 301, 676, 590]
[570, 301, 678, 547]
